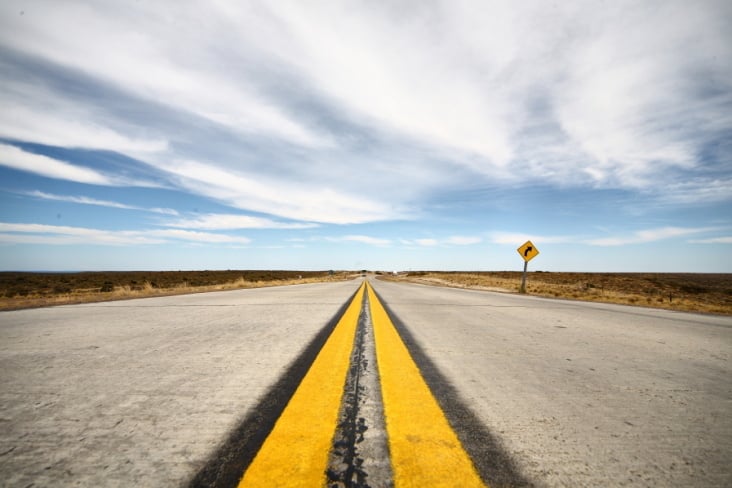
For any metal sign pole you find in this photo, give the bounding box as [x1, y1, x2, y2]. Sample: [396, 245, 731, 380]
[520, 260, 528, 294]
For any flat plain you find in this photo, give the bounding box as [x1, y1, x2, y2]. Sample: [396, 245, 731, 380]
[2, 271, 730, 315]
[0, 270, 350, 310]
[383, 271, 732, 315]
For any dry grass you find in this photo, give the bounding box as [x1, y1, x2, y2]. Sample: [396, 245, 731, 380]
[382, 271, 732, 315]
[0, 270, 352, 311]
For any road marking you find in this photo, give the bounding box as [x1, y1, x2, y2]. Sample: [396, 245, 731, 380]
[238, 280, 486, 486]
[326, 289, 393, 486]
[367, 282, 486, 487]
[237, 283, 365, 487]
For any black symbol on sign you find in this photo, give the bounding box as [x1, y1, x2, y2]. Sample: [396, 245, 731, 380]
[524, 246, 533, 257]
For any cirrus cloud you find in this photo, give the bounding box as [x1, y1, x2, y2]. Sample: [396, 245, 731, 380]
[163, 213, 318, 230]
[26, 190, 178, 215]
[0, 222, 251, 246]
[586, 227, 721, 246]
[0, 144, 160, 187]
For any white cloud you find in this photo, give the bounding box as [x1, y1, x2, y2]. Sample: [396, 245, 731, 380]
[0, 0, 729, 232]
[550, 2, 732, 189]
[331, 235, 392, 246]
[489, 227, 724, 248]
[689, 236, 732, 244]
[0, 222, 250, 246]
[162, 159, 406, 224]
[415, 238, 438, 247]
[0, 97, 168, 154]
[0, 1, 327, 148]
[27, 191, 178, 215]
[399, 236, 481, 247]
[1, 144, 112, 185]
[259, 1, 514, 166]
[0, 223, 164, 245]
[248, 0, 732, 190]
[490, 228, 720, 247]
[146, 229, 251, 244]
[585, 227, 717, 246]
[489, 232, 575, 246]
[0, 233, 158, 246]
[164, 213, 317, 230]
[0, 144, 158, 187]
[149, 208, 180, 217]
[445, 236, 482, 245]
[650, 178, 732, 205]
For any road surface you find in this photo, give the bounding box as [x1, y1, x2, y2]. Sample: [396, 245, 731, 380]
[1, 278, 730, 487]
[0, 281, 359, 487]
[372, 279, 732, 487]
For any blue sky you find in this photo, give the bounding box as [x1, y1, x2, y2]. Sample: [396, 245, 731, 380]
[1, 0, 731, 272]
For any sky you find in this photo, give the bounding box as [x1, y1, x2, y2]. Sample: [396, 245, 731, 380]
[1, 0, 731, 272]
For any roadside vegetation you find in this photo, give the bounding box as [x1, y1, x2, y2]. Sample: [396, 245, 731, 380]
[381, 271, 732, 315]
[0, 270, 351, 311]
[4, 270, 730, 315]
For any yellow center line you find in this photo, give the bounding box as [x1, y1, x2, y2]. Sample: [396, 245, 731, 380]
[367, 282, 487, 487]
[238, 283, 365, 487]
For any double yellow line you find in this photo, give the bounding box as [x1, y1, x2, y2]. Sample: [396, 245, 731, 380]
[238, 282, 486, 487]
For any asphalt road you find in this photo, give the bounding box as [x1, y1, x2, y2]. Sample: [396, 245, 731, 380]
[0, 281, 360, 487]
[372, 279, 732, 487]
[1, 278, 731, 487]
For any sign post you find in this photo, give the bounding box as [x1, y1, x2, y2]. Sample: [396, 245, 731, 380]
[517, 240, 539, 293]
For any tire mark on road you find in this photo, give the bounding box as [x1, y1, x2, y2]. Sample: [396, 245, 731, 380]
[370, 286, 534, 488]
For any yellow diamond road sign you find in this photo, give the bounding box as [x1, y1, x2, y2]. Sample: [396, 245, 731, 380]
[517, 240, 539, 262]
